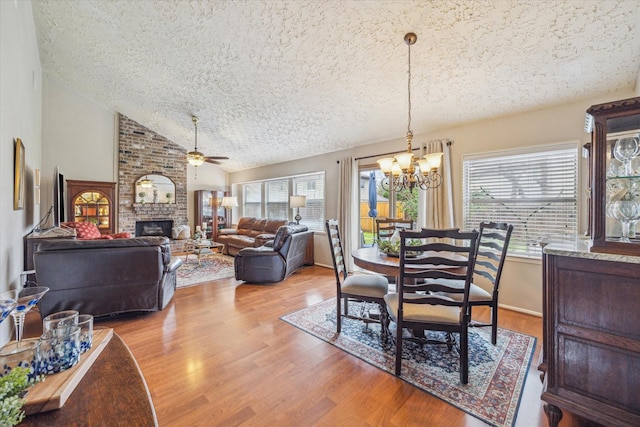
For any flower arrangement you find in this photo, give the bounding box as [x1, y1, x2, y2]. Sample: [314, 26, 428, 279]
[0, 367, 43, 426]
[375, 238, 423, 257]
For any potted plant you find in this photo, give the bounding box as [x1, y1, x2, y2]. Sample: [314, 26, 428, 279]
[138, 192, 146, 204]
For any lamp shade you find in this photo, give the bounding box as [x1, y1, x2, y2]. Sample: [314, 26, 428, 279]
[221, 196, 238, 208]
[290, 195, 306, 208]
[423, 152, 443, 170]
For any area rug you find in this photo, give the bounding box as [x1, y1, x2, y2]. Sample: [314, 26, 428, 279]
[176, 255, 235, 288]
[281, 298, 536, 427]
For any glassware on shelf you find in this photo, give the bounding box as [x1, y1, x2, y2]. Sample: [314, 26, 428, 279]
[6, 287, 49, 342]
[612, 136, 640, 176]
[607, 200, 640, 242]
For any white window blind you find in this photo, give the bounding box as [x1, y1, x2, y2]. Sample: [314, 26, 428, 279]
[463, 144, 578, 257]
[266, 180, 288, 219]
[293, 173, 325, 231]
[243, 182, 262, 218]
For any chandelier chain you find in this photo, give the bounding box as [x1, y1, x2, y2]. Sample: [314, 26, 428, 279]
[407, 40, 412, 135]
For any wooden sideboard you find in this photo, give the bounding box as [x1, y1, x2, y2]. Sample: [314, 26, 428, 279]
[540, 242, 640, 427]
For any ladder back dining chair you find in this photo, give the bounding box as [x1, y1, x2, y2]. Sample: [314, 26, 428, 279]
[384, 228, 478, 384]
[438, 221, 513, 345]
[325, 219, 390, 340]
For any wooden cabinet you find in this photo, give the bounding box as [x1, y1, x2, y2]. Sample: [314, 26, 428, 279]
[194, 190, 227, 241]
[541, 247, 640, 427]
[587, 96, 640, 255]
[67, 180, 116, 235]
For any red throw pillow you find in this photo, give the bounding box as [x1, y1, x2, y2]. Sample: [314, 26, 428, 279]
[110, 232, 131, 239]
[71, 221, 101, 239]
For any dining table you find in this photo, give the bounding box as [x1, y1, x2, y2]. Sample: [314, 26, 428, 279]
[351, 246, 465, 280]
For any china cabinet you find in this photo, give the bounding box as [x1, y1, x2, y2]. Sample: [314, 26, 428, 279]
[194, 190, 227, 241]
[67, 180, 116, 235]
[588, 96, 640, 255]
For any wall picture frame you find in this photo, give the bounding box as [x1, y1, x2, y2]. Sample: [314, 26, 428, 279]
[14, 138, 25, 210]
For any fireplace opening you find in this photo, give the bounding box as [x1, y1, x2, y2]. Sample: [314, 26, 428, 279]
[135, 220, 174, 238]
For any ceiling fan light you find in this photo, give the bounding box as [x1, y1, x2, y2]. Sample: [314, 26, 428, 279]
[187, 150, 205, 166]
[139, 176, 154, 188]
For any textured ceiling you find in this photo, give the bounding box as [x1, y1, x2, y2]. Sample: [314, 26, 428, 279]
[32, 0, 640, 172]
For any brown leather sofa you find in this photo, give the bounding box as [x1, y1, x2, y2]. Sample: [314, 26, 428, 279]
[33, 236, 183, 318]
[217, 217, 288, 256]
[234, 224, 313, 283]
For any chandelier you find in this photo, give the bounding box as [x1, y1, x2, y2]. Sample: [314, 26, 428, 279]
[187, 115, 205, 167]
[377, 33, 443, 192]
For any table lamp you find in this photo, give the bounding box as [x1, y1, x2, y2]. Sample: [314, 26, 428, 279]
[290, 195, 306, 225]
[221, 196, 238, 226]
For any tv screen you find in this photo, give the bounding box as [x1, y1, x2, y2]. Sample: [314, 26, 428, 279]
[52, 166, 65, 227]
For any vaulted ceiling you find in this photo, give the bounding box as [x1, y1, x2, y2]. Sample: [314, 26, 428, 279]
[32, 0, 640, 172]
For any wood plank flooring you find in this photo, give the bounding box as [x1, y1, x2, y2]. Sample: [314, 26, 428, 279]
[95, 265, 593, 426]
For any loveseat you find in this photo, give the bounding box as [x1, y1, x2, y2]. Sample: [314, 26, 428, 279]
[234, 224, 313, 283]
[217, 217, 288, 256]
[33, 236, 183, 318]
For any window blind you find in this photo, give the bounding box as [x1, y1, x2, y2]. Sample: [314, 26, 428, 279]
[266, 180, 288, 219]
[293, 173, 325, 231]
[463, 144, 578, 257]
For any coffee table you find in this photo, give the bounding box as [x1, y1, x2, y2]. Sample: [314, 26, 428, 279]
[185, 240, 225, 266]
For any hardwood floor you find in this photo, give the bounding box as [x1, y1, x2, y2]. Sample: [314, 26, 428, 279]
[95, 265, 591, 426]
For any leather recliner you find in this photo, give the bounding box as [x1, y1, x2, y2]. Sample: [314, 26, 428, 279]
[234, 225, 313, 283]
[34, 236, 183, 318]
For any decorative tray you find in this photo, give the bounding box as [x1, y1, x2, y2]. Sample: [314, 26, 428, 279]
[23, 328, 113, 415]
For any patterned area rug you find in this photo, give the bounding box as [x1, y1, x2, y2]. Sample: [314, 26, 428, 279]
[176, 255, 235, 288]
[281, 298, 536, 427]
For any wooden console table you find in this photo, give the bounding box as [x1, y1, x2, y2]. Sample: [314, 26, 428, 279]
[20, 318, 157, 426]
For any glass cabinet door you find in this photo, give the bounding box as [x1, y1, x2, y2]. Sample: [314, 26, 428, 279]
[588, 96, 640, 255]
[73, 191, 111, 231]
[605, 128, 640, 242]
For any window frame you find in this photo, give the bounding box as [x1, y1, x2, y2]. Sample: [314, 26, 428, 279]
[462, 142, 580, 258]
[240, 171, 325, 231]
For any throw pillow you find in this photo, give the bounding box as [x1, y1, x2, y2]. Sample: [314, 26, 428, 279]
[66, 221, 102, 239]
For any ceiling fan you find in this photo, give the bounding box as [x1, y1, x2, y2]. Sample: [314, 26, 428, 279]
[187, 115, 229, 166]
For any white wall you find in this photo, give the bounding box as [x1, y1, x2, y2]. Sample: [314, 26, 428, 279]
[0, 0, 42, 342]
[41, 78, 117, 219]
[230, 89, 637, 315]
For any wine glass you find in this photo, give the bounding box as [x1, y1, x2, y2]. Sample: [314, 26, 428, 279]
[7, 287, 49, 342]
[608, 200, 640, 242]
[613, 137, 640, 176]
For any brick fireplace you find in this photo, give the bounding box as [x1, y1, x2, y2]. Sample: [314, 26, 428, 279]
[118, 114, 188, 237]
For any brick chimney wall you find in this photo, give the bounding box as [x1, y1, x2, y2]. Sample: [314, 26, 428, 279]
[118, 114, 188, 236]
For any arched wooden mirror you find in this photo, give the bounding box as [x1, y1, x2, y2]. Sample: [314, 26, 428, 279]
[135, 174, 176, 204]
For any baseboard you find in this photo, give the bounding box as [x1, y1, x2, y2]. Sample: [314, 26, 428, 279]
[498, 303, 541, 318]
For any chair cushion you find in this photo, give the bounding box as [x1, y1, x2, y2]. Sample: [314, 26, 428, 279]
[384, 292, 460, 324]
[342, 274, 388, 298]
[427, 278, 493, 302]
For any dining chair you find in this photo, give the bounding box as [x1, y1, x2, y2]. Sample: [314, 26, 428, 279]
[437, 221, 513, 345]
[325, 219, 390, 339]
[375, 218, 414, 241]
[384, 228, 478, 384]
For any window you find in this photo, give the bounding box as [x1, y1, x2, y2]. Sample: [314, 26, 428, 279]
[243, 182, 262, 218]
[293, 174, 325, 231]
[463, 143, 578, 257]
[266, 180, 288, 219]
[241, 172, 325, 231]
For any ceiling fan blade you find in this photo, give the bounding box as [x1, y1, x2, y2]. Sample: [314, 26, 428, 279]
[204, 156, 229, 160]
[205, 159, 223, 165]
